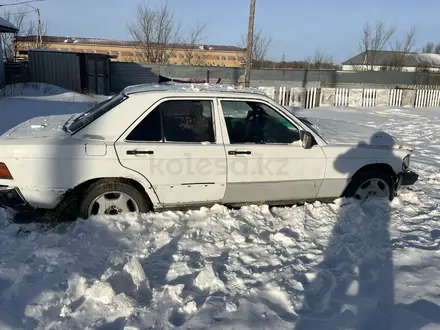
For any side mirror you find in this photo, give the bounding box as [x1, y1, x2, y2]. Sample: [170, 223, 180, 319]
[301, 131, 314, 149]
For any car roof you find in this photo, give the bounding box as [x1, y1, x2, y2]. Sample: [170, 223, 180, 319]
[122, 83, 267, 98]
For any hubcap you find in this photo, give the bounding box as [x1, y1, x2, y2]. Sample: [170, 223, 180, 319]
[355, 178, 390, 200]
[87, 191, 139, 217]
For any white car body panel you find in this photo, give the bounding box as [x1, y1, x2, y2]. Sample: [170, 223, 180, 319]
[215, 97, 327, 203]
[317, 144, 408, 198]
[0, 83, 415, 213]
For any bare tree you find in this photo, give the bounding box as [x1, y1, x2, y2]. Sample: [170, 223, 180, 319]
[422, 42, 440, 54]
[15, 20, 50, 54]
[239, 27, 273, 68]
[357, 21, 396, 70]
[386, 26, 417, 71]
[1, 7, 27, 62]
[1, 7, 49, 62]
[303, 55, 312, 69]
[181, 22, 210, 66]
[312, 48, 334, 69]
[127, 0, 181, 64]
[128, 1, 211, 65]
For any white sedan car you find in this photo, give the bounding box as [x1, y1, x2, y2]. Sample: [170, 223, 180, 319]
[0, 83, 418, 220]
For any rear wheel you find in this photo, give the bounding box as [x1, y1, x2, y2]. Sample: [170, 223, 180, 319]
[78, 180, 150, 219]
[343, 168, 394, 201]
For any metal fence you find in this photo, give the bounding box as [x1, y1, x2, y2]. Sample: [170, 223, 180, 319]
[28, 51, 82, 92]
[110, 62, 440, 94]
[5, 57, 440, 96]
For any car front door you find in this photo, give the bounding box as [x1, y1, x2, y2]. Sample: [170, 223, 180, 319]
[114, 97, 227, 206]
[218, 98, 327, 204]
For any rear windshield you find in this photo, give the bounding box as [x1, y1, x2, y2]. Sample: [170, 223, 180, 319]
[65, 93, 126, 133]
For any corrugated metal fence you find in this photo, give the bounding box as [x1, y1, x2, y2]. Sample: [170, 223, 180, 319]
[111, 62, 160, 93]
[28, 51, 82, 92]
[110, 62, 243, 93]
[110, 62, 440, 94]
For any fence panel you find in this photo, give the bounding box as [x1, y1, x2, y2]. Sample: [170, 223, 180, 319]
[304, 87, 318, 109]
[362, 88, 377, 107]
[267, 86, 440, 108]
[388, 89, 403, 107]
[415, 89, 440, 107]
[335, 88, 349, 107]
[435, 90, 440, 107]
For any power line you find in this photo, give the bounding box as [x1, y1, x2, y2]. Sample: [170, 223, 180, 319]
[3, 9, 34, 15]
[0, 0, 44, 7]
[14, 0, 37, 10]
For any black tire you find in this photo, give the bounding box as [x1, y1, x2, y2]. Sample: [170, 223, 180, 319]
[78, 179, 150, 219]
[343, 168, 395, 201]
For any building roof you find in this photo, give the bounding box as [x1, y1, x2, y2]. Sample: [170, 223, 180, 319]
[19, 48, 118, 58]
[342, 50, 440, 68]
[0, 16, 18, 33]
[123, 82, 266, 96]
[15, 35, 245, 52]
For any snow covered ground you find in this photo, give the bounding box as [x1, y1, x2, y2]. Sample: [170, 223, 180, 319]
[0, 82, 103, 135]
[1, 84, 440, 329]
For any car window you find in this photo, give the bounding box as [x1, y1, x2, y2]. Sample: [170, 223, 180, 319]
[220, 100, 300, 144]
[162, 100, 215, 143]
[66, 93, 126, 133]
[125, 99, 215, 143]
[126, 107, 162, 142]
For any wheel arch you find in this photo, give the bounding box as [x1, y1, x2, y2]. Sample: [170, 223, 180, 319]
[341, 162, 396, 197]
[59, 177, 155, 211]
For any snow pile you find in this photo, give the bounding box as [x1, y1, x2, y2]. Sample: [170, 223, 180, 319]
[1, 192, 440, 329]
[0, 82, 103, 135]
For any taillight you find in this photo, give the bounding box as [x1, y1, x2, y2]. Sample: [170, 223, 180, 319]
[0, 163, 13, 179]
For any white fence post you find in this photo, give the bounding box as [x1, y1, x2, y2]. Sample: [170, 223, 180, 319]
[388, 89, 403, 107]
[335, 88, 349, 107]
[414, 88, 440, 107]
[362, 88, 377, 107]
[289, 87, 294, 105]
[305, 87, 318, 109]
[415, 89, 420, 107]
[268, 85, 440, 108]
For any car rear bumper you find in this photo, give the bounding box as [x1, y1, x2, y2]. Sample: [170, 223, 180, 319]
[0, 186, 33, 211]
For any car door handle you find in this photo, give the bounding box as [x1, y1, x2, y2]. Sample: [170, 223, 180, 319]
[127, 150, 154, 155]
[228, 150, 252, 155]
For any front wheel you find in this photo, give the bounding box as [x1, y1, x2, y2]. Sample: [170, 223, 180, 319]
[78, 180, 150, 219]
[343, 169, 394, 201]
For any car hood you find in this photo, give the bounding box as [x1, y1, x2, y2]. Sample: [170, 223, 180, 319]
[0, 114, 77, 139]
[297, 116, 412, 151]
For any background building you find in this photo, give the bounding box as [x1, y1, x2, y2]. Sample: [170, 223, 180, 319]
[342, 50, 440, 72]
[15, 35, 245, 68]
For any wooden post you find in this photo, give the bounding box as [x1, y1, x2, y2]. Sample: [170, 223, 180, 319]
[244, 0, 256, 87]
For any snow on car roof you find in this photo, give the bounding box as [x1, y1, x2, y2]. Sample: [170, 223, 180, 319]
[123, 83, 267, 96]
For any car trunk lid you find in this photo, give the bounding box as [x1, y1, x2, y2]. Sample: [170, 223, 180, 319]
[0, 114, 75, 140]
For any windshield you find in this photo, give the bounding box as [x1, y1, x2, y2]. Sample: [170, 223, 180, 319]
[297, 117, 327, 142]
[281, 106, 327, 142]
[64, 93, 126, 133]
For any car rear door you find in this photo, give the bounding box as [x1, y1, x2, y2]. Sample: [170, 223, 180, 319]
[114, 97, 227, 206]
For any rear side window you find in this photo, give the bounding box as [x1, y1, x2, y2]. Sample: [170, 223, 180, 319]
[126, 107, 162, 141]
[67, 93, 126, 133]
[125, 99, 215, 143]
